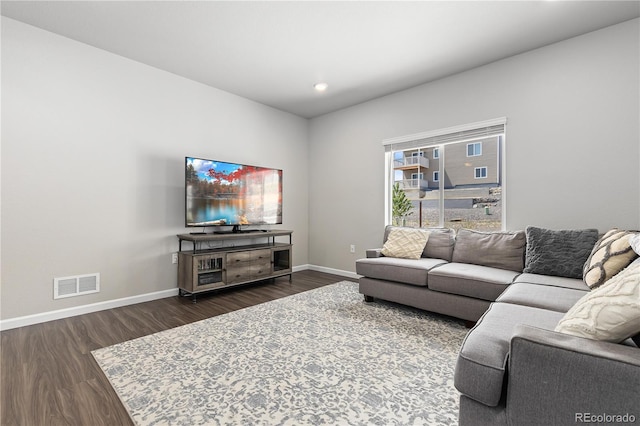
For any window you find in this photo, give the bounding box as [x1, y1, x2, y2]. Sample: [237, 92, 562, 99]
[383, 118, 505, 231]
[467, 142, 482, 157]
[475, 167, 488, 179]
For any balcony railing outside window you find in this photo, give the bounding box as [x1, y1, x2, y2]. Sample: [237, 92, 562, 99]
[397, 179, 429, 191]
[394, 156, 429, 168]
[406, 156, 429, 168]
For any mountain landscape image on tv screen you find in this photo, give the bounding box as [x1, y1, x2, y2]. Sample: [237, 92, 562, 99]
[185, 157, 283, 227]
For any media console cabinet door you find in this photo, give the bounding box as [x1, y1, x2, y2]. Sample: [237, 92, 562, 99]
[179, 252, 225, 292]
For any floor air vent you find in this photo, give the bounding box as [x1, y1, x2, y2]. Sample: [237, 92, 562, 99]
[54, 273, 100, 299]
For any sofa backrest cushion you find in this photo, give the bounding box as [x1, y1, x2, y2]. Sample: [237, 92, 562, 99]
[422, 227, 456, 261]
[452, 228, 526, 272]
[384, 226, 455, 261]
[524, 226, 599, 279]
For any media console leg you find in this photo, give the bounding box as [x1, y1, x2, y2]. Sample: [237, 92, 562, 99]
[364, 295, 374, 302]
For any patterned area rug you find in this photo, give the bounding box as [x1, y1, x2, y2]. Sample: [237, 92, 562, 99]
[92, 281, 467, 425]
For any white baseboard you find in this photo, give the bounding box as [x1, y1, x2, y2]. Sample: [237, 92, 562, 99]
[294, 264, 359, 280]
[292, 264, 309, 273]
[0, 265, 360, 331]
[0, 288, 179, 331]
[307, 264, 361, 280]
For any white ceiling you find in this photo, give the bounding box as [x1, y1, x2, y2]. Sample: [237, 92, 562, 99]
[2, 1, 639, 118]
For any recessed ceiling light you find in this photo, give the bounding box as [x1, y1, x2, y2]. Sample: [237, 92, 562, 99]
[314, 82, 328, 92]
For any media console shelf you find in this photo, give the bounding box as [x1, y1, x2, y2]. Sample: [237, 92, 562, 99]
[176, 230, 293, 302]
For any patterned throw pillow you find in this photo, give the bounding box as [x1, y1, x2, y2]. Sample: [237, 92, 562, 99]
[523, 226, 599, 279]
[381, 228, 429, 260]
[631, 234, 640, 256]
[583, 229, 639, 289]
[555, 258, 640, 342]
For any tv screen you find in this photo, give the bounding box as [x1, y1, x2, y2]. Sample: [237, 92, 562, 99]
[185, 157, 283, 228]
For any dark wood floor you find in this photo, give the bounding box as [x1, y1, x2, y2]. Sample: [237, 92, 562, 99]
[1, 270, 347, 426]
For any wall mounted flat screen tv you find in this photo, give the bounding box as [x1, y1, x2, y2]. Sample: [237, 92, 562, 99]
[185, 157, 283, 229]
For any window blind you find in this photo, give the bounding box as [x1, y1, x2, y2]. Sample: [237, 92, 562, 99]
[383, 118, 507, 152]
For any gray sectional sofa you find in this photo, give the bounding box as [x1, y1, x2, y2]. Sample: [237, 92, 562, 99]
[355, 225, 640, 426]
[356, 226, 527, 322]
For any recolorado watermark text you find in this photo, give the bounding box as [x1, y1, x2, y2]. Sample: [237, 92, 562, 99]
[575, 413, 636, 423]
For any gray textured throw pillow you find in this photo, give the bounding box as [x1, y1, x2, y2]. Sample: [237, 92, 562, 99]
[523, 226, 599, 279]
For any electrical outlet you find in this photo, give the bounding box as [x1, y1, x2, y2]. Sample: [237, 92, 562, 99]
[350, 244, 355, 253]
[171, 253, 178, 264]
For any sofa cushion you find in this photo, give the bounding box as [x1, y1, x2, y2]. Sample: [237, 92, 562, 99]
[422, 227, 456, 261]
[555, 258, 640, 342]
[513, 273, 589, 291]
[523, 226, 599, 279]
[454, 303, 564, 407]
[452, 229, 526, 272]
[380, 227, 429, 259]
[496, 283, 587, 313]
[384, 226, 455, 261]
[355, 256, 447, 287]
[427, 263, 520, 301]
[583, 229, 638, 289]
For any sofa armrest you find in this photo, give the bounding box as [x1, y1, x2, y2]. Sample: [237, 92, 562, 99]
[506, 324, 640, 426]
[366, 249, 383, 258]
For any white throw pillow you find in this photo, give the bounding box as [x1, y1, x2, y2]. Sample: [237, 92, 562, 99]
[381, 228, 429, 260]
[555, 258, 640, 342]
[631, 233, 640, 256]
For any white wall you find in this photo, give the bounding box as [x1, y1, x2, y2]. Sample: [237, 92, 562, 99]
[1, 18, 309, 321]
[2, 17, 639, 323]
[308, 19, 640, 274]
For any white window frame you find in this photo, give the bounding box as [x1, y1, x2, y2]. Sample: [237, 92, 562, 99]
[433, 171, 440, 182]
[382, 117, 507, 229]
[467, 142, 482, 157]
[433, 148, 439, 159]
[474, 167, 488, 179]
